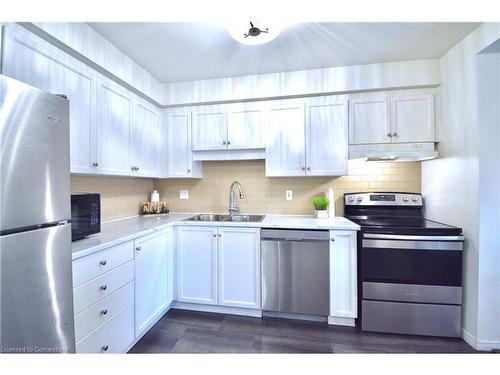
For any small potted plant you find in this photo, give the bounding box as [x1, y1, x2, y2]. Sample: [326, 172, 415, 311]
[312, 195, 330, 219]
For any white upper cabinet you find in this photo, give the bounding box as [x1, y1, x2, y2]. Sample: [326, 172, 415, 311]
[1, 29, 96, 174]
[164, 110, 202, 178]
[349, 95, 391, 145]
[349, 92, 436, 145]
[95, 79, 133, 176]
[134, 230, 170, 337]
[265, 102, 306, 176]
[227, 105, 265, 149]
[192, 108, 228, 151]
[306, 98, 348, 176]
[218, 227, 261, 309]
[176, 226, 218, 305]
[390, 94, 435, 143]
[130, 97, 159, 177]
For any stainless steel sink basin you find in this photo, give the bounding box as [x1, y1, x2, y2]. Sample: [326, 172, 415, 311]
[222, 215, 265, 222]
[184, 214, 229, 222]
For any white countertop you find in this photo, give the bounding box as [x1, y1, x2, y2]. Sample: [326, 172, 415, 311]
[72, 213, 360, 260]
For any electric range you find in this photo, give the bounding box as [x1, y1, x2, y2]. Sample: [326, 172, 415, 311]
[344, 192, 464, 338]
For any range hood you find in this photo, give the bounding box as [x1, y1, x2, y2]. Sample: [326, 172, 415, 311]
[349, 142, 438, 162]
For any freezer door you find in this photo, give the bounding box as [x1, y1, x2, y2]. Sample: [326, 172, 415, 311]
[0, 223, 75, 353]
[0, 75, 70, 232]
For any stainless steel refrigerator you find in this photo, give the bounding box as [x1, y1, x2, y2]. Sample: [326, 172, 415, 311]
[0, 74, 75, 353]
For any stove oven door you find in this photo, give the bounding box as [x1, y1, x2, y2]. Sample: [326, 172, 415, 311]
[360, 233, 463, 337]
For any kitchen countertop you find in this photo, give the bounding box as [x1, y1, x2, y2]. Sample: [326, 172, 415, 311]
[72, 213, 360, 260]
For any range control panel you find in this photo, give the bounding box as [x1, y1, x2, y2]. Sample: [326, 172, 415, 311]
[344, 192, 423, 206]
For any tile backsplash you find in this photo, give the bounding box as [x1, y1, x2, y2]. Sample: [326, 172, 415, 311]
[71, 175, 153, 221]
[154, 159, 421, 216]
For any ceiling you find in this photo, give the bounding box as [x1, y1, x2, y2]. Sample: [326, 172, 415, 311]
[88, 22, 480, 83]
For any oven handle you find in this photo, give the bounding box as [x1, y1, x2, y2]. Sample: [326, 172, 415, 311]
[363, 239, 463, 251]
[363, 233, 464, 241]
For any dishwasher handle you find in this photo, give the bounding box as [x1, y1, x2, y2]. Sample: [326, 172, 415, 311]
[261, 229, 329, 242]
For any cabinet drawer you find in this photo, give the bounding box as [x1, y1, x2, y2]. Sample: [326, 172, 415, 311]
[73, 261, 134, 315]
[76, 303, 134, 353]
[74, 281, 134, 342]
[73, 241, 134, 287]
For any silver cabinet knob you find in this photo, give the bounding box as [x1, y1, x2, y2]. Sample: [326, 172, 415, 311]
[213, 233, 217, 237]
[92, 162, 99, 167]
[227, 140, 231, 145]
[101, 345, 109, 352]
[392, 132, 398, 137]
[100, 260, 107, 266]
[223, 140, 227, 145]
[302, 166, 306, 171]
[218, 233, 222, 237]
[331, 237, 335, 242]
[136, 246, 141, 252]
[307, 166, 311, 171]
[136, 166, 139, 171]
[187, 169, 191, 173]
[100, 309, 108, 316]
[386, 133, 392, 138]
[100, 285, 107, 291]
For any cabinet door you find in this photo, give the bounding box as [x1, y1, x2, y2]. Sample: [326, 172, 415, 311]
[306, 98, 348, 176]
[2, 32, 96, 173]
[329, 230, 357, 319]
[218, 227, 261, 309]
[176, 226, 218, 305]
[349, 96, 391, 144]
[135, 230, 169, 336]
[227, 105, 264, 149]
[192, 108, 228, 150]
[390, 94, 435, 143]
[165, 111, 201, 177]
[265, 103, 306, 176]
[96, 80, 132, 175]
[131, 98, 159, 177]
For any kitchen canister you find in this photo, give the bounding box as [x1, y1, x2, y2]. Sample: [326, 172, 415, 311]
[151, 190, 160, 203]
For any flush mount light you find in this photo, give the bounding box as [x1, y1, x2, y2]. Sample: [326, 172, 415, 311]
[228, 20, 282, 45]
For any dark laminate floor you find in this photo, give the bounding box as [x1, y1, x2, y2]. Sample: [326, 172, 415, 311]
[128, 309, 477, 354]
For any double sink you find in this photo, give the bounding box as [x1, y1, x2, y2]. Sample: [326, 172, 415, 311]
[184, 214, 265, 223]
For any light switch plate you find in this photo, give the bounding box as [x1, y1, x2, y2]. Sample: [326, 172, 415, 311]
[286, 190, 293, 201]
[179, 189, 189, 200]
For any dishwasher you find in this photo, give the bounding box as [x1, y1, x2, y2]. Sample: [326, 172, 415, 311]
[261, 229, 330, 316]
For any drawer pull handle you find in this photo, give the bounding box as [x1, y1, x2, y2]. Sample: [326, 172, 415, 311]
[100, 260, 107, 266]
[100, 285, 107, 291]
[100, 309, 108, 316]
[101, 345, 109, 352]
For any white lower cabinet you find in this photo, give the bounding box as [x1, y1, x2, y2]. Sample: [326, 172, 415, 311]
[218, 227, 261, 309]
[134, 229, 170, 337]
[175, 225, 261, 310]
[76, 303, 135, 354]
[176, 226, 218, 305]
[329, 230, 358, 325]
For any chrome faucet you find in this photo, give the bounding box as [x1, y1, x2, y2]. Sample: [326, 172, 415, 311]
[228, 181, 245, 215]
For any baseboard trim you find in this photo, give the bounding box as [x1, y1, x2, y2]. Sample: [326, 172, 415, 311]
[171, 301, 263, 318]
[461, 328, 500, 352]
[328, 316, 356, 327]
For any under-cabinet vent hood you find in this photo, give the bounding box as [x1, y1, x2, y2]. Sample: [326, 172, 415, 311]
[349, 142, 438, 162]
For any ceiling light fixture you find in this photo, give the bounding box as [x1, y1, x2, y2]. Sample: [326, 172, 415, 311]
[228, 20, 282, 45]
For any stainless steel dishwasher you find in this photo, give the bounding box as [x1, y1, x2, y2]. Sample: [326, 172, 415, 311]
[261, 229, 330, 316]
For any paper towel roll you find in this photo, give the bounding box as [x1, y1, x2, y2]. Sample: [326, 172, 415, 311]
[325, 188, 335, 218]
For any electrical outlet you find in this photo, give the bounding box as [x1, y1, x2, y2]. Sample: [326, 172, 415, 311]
[286, 190, 293, 201]
[179, 189, 189, 200]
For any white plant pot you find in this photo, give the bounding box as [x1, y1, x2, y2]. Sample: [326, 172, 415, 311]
[315, 210, 328, 219]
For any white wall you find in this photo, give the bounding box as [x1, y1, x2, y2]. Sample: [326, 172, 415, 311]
[163, 59, 440, 105]
[422, 22, 500, 351]
[477, 47, 500, 348]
